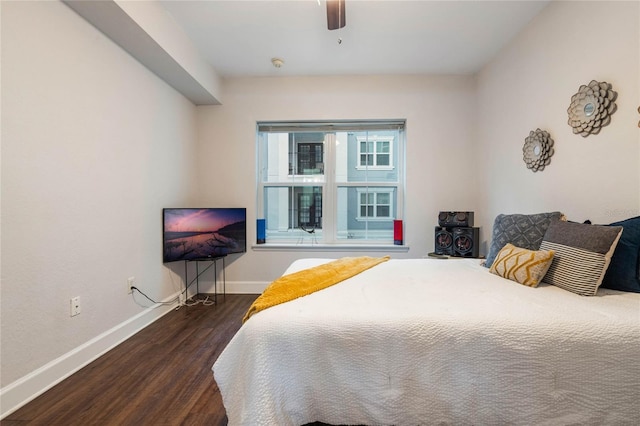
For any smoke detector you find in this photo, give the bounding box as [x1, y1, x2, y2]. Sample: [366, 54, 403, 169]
[271, 58, 284, 68]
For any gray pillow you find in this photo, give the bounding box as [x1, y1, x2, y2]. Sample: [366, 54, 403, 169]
[484, 212, 563, 268]
[540, 220, 623, 296]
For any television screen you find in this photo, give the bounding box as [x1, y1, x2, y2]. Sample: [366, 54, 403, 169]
[163, 208, 246, 263]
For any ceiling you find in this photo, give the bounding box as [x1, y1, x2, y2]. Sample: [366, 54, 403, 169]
[159, 0, 550, 78]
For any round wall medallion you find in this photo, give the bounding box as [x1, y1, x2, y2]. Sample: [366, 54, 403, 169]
[523, 128, 554, 172]
[567, 80, 617, 137]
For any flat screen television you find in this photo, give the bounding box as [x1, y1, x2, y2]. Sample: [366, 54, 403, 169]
[163, 208, 246, 263]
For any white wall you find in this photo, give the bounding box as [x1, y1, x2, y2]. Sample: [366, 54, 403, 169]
[1, 0, 198, 390]
[475, 0, 640, 233]
[196, 75, 479, 286]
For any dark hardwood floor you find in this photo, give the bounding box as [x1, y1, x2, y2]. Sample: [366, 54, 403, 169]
[2, 294, 258, 426]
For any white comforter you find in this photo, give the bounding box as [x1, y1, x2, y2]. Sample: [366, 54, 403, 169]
[213, 258, 640, 426]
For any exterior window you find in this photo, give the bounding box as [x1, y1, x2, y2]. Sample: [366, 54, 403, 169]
[257, 121, 405, 245]
[358, 189, 392, 220]
[296, 143, 324, 175]
[357, 137, 393, 170]
[297, 187, 322, 228]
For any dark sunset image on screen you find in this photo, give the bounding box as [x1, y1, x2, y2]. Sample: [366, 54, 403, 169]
[163, 208, 246, 262]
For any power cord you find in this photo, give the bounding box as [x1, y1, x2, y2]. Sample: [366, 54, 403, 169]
[130, 286, 215, 309]
[130, 286, 178, 306]
[184, 295, 215, 307]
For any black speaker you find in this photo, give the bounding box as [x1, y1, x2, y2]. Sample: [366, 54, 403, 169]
[453, 227, 479, 258]
[438, 211, 474, 228]
[434, 226, 454, 255]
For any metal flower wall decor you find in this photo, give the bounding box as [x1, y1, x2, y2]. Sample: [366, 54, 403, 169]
[523, 128, 554, 172]
[567, 80, 617, 137]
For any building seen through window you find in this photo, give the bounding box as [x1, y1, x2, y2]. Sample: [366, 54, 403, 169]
[257, 121, 405, 245]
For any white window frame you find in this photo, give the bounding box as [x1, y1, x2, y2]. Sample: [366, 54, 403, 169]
[255, 120, 407, 251]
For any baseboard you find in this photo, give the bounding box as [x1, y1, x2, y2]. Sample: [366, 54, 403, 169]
[0, 292, 180, 420]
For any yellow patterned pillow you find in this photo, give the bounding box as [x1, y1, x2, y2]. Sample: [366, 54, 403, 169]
[489, 243, 555, 287]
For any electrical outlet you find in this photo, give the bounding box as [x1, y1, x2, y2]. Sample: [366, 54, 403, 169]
[70, 296, 81, 317]
[127, 276, 135, 294]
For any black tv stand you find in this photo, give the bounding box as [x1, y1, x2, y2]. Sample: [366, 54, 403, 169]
[183, 255, 226, 305]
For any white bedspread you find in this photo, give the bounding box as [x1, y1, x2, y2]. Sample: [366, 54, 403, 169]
[213, 258, 640, 426]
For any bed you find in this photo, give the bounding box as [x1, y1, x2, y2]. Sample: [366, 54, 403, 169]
[212, 257, 640, 426]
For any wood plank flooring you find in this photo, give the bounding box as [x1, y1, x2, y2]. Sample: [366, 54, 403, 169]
[2, 294, 258, 426]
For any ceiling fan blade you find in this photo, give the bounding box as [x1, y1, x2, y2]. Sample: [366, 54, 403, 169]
[327, 0, 346, 30]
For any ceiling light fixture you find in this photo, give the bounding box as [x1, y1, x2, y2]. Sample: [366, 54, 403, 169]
[271, 58, 284, 68]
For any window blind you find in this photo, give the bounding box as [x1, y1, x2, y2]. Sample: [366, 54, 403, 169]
[257, 120, 406, 133]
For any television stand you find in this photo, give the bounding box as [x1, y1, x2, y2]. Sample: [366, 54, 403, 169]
[183, 255, 226, 305]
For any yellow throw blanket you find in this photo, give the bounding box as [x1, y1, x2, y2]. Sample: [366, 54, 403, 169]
[243, 255, 390, 323]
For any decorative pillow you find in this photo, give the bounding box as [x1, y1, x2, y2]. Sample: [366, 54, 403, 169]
[489, 243, 555, 287]
[540, 220, 623, 296]
[484, 212, 564, 268]
[601, 216, 640, 293]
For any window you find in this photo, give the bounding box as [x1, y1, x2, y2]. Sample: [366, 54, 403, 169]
[357, 137, 393, 169]
[357, 188, 393, 220]
[257, 120, 405, 245]
[297, 187, 322, 228]
[296, 143, 324, 175]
